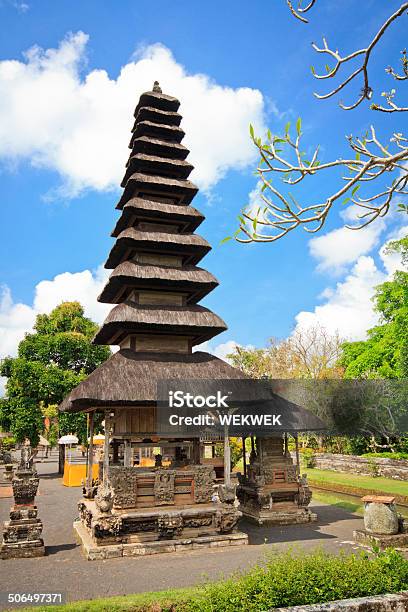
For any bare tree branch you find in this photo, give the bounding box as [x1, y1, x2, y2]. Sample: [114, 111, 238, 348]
[310, 3, 408, 110]
[234, 124, 408, 243]
[286, 0, 317, 24]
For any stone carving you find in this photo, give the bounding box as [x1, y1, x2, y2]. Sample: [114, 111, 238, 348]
[11, 472, 39, 506]
[218, 484, 236, 505]
[298, 475, 312, 508]
[3, 464, 14, 482]
[192, 465, 215, 504]
[122, 518, 157, 534]
[92, 514, 122, 539]
[0, 448, 45, 559]
[237, 436, 316, 525]
[183, 516, 213, 529]
[10, 448, 39, 506]
[154, 469, 175, 505]
[157, 513, 183, 539]
[9, 506, 38, 521]
[78, 501, 93, 530]
[19, 445, 35, 471]
[95, 480, 114, 514]
[215, 507, 240, 533]
[109, 466, 138, 508]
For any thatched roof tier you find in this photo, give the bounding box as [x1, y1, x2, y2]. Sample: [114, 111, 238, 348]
[98, 261, 218, 304]
[59, 350, 247, 413]
[134, 90, 180, 117]
[121, 154, 193, 187]
[133, 106, 182, 128]
[130, 121, 184, 148]
[111, 198, 204, 237]
[116, 173, 198, 209]
[131, 136, 189, 161]
[105, 228, 211, 269]
[93, 302, 227, 345]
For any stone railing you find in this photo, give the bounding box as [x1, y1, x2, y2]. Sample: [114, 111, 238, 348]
[273, 591, 408, 611]
[293, 452, 408, 481]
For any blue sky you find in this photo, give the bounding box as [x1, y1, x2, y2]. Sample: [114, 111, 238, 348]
[0, 0, 407, 372]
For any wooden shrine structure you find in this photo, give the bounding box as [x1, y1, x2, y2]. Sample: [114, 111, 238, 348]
[59, 82, 316, 559]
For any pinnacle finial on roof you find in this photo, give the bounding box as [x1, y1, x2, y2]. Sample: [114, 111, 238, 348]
[153, 81, 162, 93]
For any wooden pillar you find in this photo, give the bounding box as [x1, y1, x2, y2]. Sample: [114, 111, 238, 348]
[58, 443, 65, 475]
[112, 440, 119, 464]
[103, 410, 110, 483]
[295, 434, 300, 476]
[242, 436, 247, 477]
[124, 439, 132, 467]
[86, 410, 95, 489]
[224, 426, 231, 486]
[192, 438, 201, 465]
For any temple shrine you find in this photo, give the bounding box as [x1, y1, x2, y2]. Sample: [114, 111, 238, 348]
[59, 82, 316, 560]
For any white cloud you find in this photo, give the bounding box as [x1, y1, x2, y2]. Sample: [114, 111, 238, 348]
[308, 220, 385, 274]
[295, 225, 408, 341]
[197, 339, 255, 364]
[0, 265, 110, 396]
[0, 33, 266, 196]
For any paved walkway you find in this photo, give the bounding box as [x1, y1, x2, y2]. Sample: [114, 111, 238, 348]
[0, 454, 364, 608]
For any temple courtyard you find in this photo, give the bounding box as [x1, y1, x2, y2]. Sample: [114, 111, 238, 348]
[0, 452, 367, 609]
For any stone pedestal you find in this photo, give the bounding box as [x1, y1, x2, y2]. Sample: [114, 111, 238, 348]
[237, 437, 317, 525]
[353, 495, 408, 550]
[0, 447, 45, 559]
[362, 495, 399, 534]
[0, 505, 45, 559]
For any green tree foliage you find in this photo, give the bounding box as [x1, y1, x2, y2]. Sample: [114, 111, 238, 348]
[339, 237, 408, 379]
[0, 302, 110, 445]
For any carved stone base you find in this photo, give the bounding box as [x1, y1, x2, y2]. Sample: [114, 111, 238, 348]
[0, 504, 45, 560]
[239, 504, 317, 526]
[353, 528, 408, 550]
[74, 519, 248, 560]
[0, 540, 45, 559]
[75, 497, 246, 559]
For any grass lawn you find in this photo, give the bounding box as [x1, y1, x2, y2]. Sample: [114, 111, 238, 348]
[312, 490, 364, 515]
[16, 587, 199, 612]
[305, 468, 408, 498]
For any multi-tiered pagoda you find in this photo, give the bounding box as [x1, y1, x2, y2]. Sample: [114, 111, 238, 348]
[60, 82, 249, 559]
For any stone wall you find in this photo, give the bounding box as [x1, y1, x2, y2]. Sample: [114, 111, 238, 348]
[294, 452, 408, 481]
[274, 591, 408, 611]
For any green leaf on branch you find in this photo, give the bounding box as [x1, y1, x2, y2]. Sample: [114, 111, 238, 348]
[220, 236, 232, 245]
[296, 117, 302, 136]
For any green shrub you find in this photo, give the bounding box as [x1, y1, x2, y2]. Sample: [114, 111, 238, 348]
[181, 548, 408, 611]
[366, 457, 380, 477]
[1, 436, 15, 450]
[300, 448, 316, 468]
[362, 452, 408, 461]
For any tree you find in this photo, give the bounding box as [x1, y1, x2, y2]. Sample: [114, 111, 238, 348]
[339, 237, 408, 378]
[227, 2, 408, 243]
[228, 325, 344, 379]
[0, 302, 110, 446]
